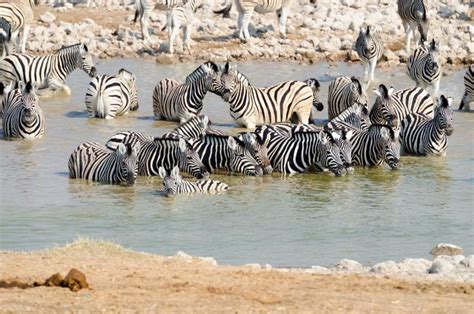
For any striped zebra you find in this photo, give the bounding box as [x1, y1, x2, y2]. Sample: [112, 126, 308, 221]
[220, 62, 314, 128]
[214, 0, 292, 42]
[369, 84, 434, 126]
[68, 141, 140, 185]
[303, 78, 324, 111]
[162, 115, 210, 139]
[328, 76, 368, 120]
[152, 61, 219, 123]
[354, 26, 384, 84]
[0, 0, 37, 54]
[85, 69, 138, 119]
[106, 132, 210, 179]
[397, 0, 429, 52]
[407, 39, 441, 97]
[349, 124, 401, 169]
[236, 131, 273, 174]
[400, 95, 454, 156]
[325, 103, 371, 131]
[0, 43, 97, 95]
[254, 125, 345, 175]
[189, 134, 263, 176]
[134, 0, 184, 40]
[1, 81, 45, 139]
[459, 65, 473, 111]
[166, 0, 198, 54]
[0, 17, 14, 59]
[159, 166, 229, 196]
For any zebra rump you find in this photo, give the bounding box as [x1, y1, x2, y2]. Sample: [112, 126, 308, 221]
[459, 65, 473, 111]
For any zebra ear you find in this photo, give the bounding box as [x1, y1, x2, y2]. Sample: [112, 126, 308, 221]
[158, 167, 168, 179]
[377, 84, 388, 99]
[201, 115, 209, 129]
[81, 43, 88, 53]
[224, 62, 230, 74]
[178, 138, 187, 152]
[227, 136, 237, 150]
[318, 131, 328, 145]
[116, 143, 127, 155]
[350, 77, 362, 95]
[439, 95, 451, 108]
[388, 86, 394, 97]
[171, 166, 180, 178]
[366, 26, 370, 35]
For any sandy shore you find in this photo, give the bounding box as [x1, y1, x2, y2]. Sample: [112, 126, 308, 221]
[1, 239, 473, 312]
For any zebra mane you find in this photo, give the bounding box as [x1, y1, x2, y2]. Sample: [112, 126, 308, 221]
[203, 133, 246, 147]
[55, 43, 86, 54]
[154, 136, 191, 147]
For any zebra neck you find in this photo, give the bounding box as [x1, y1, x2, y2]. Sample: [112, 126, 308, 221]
[229, 84, 255, 109]
[293, 133, 321, 163]
[431, 119, 447, 141]
[52, 50, 80, 82]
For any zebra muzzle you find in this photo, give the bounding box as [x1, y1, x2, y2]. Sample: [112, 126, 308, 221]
[445, 127, 454, 136]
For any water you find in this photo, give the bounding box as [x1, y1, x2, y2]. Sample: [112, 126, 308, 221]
[1, 59, 473, 267]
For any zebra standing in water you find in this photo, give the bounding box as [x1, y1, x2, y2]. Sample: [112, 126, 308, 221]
[459, 65, 473, 111]
[328, 76, 368, 120]
[159, 166, 229, 197]
[0, 0, 37, 54]
[166, 0, 198, 54]
[214, 0, 292, 42]
[354, 26, 384, 85]
[397, 0, 429, 52]
[407, 39, 441, 97]
[153, 61, 219, 123]
[325, 103, 371, 131]
[219, 62, 314, 128]
[85, 69, 138, 119]
[68, 142, 140, 185]
[134, 0, 184, 40]
[400, 95, 454, 156]
[1, 81, 45, 139]
[0, 43, 97, 95]
[0, 17, 14, 59]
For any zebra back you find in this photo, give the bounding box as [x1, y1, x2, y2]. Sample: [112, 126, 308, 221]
[326, 103, 370, 131]
[106, 131, 154, 151]
[162, 115, 209, 140]
[0, 0, 35, 33]
[328, 76, 368, 119]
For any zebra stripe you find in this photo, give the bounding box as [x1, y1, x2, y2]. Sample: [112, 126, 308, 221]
[0, 43, 97, 95]
[400, 95, 454, 156]
[167, 0, 198, 54]
[397, 0, 429, 52]
[162, 115, 210, 140]
[68, 141, 140, 185]
[236, 132, 273, 174]
[407, 39, 441, 97]
[303, 78, 324, 111]
[328, 76, 368, 120]
[1, 81, 44, 139]
[459, 65, 473, 111]
[349, 124, 401, 169]
[105, 132, 209, 179]
[325, 103, 370, 131]
[134, 0, 184, 40]
[85, 69, 138, 119]
[189, 134, 263, 176]
[0, 17, 14, 59]
[159, 166, 229, 196]
[220, 62, 313, 128]
[354, 26, 383, 84]
[153, 62, 219, 123]
[0, 0, 36, 53]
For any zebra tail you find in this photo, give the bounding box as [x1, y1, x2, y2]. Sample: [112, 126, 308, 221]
[96, 91, 106, 118]
[458, 96, 465, 110]
[213, 0, 232, 18]
[133, 9, 140, 24]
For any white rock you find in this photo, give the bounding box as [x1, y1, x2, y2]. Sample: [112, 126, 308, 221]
[198, 256, 218, 266]
[39, 12, 56, 24]
[335, 259, 364, 272]
[371, 261, 399, 274]
[429, 259, 455, 274]
[175, 251, 192, 260]
[397, 258, 431, 274]
[311, 265, 330, 273]
[460, 255, 474, 268]
[244, 263, 261, 269]
[430, 243, 464, 256]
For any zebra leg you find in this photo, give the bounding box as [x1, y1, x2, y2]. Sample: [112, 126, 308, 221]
[184, 25, 192, 54]
[404, 22, 412, 53]
[141, 10, 151, 40]
[277, 6, 289, 38]
[169, 25, 179, 54]
[369, 58, 377, 84]
[239, 11, 254, 42]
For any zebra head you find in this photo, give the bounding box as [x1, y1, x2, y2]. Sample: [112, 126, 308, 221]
[221, 62, 239, 102]
[371, 84, 398, 126]
[303, 78, 324, 111]
[159, 166, 181, 197]
[426, 39, 440, 73]
[77, 43, 97, 78]
[436, 95, 454, 136]
[349, 77, 368, 110]
[227, 136, 263, 176]
[317, 131, 345, 177]
[358, 26, 378, 56]
[328, 128, 354, 173]
[118, 68, 139, 111]
[19, 82, 40, 125]
[379, 126, 401, 170]
[177, 138, 210, 179]
[238, 132, 273, 174]
[116, 142, 141, 185]
[202, 61, 220, 93]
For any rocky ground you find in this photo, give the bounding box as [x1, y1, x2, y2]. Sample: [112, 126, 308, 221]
[29, 0, 473, 66]
[0, 239, 473, 312]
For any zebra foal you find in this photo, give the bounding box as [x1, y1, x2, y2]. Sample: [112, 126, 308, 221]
[459, 65, 473, 111]
[0, 0, 37, 54]
[407, 39, 441, 97]
[354, 26, 383, 85]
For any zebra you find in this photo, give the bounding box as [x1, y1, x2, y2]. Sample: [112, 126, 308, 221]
[0, 0, 37, 54]
[369, 84, 434, 126]
[1, 81, 45, 139]
[105, 132, 210, 179]
[349, 124, 401, 170]
[166, 0, 198, 54]
[303, 78, 324, 111]
[152, 61, 219, 123]
[68, 141, 140, 185]
[397, 0, 429, 52]
[327, 76, 368, 120]
[354, 26, 384, 85]
[85, 69, 139, 119]
[214, 0, 292, 42]
[0, 17, 14, 59]
[407, 39, 441, 97]
[189, 134, 263, 176]
[0, 43, 97, 95]
[134, 0, 184, 41]
[459, 65, 473, 111]
[220, 62, 314, 128]
[159, 166, 229, 197]
[400, 95, 454, 156]
[236, 132, 273, 174]
[325, 103, 371, 131]
[162, 115, 210, 140]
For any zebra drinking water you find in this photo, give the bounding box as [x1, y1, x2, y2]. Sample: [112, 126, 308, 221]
[1, 81, 44, 139]
[397, 0, 429, 52]
[85, 69, 139, 119]
[0, 43, 97, 95]
[236, 132, 273, 174]
[459, 65, 473, 111]
[152, 61, 219, 123]
[68, 142, 140, 185]
[166, 0, 198, 54]
[407, 39, 441, 97]
[219, 62, 314, 128]
[354, 26, 384, 85]
[328, 76, 368, 120]
[159, 166, 229, 197]
[400, 95, 454, 156]
[0, 0, 37, 54]
[134, 0, 184, 40]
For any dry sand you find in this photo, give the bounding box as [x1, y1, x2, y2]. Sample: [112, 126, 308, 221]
[1, 239, 473, 312]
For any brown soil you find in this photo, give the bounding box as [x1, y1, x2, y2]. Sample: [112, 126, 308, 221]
[0, 239, 473, 312]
